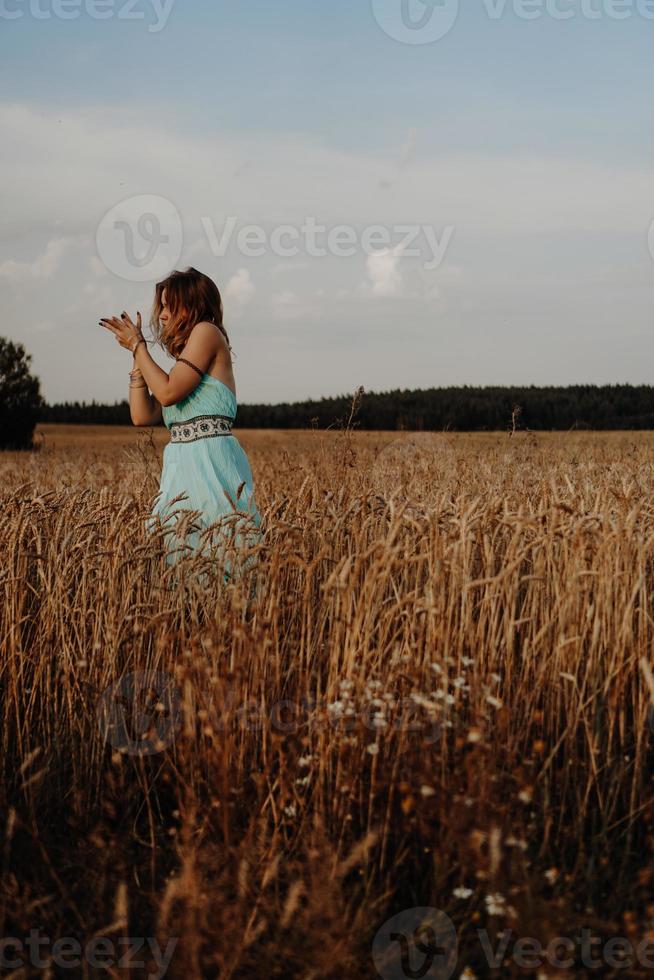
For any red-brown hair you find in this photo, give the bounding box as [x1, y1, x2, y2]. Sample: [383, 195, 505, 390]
[150, 267, 231, 359]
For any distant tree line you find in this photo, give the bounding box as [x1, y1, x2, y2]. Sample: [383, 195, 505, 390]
[37, 384, 654, 431]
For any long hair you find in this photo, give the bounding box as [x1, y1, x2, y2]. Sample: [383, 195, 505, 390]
[150, 267, 232, 359]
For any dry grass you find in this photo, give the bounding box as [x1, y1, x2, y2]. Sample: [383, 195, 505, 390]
[1, 422, 654, 977]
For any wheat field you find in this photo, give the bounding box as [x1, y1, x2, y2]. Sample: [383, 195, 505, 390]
[1, 421, 654, 978]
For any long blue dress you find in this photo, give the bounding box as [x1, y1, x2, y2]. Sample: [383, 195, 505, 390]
[147, 373, 261, 582]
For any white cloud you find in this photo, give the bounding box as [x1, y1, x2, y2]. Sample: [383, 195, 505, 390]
[224, 268, 254, 307]
[272, 289, 298, 306]
[361, 246, 405, 298]
[2, 101, 654, 402]
[271, 288, 299, 321]
[270, 288, 322, 324]
[0, 236, 78, 282]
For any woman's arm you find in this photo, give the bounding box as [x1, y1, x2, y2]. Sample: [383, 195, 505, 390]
[129, 362, 163, 427]
[100, 313, 222, 409]
[133, 321, 222, 406]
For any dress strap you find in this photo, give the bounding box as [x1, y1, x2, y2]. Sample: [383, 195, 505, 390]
[176, 357, 204, 378]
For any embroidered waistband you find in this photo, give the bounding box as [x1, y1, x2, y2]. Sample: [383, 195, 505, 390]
[169, 414, 235, 444]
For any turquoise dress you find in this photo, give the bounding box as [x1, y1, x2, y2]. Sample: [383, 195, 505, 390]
[147, 374, 261, 581]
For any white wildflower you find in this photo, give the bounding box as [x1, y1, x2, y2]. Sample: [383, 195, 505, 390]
[485, 892, 506, 916]
[453, 886, 473, 899]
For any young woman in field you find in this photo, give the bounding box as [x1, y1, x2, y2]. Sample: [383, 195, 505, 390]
[100, 267, 261, 581]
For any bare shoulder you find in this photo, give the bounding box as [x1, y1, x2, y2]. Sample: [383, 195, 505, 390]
[190, 320, 223, 345]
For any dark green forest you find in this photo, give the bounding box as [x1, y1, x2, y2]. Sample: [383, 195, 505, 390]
[38, 384, 654, 431]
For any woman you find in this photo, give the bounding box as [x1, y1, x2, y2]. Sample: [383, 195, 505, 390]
[100, 267, 261, 583]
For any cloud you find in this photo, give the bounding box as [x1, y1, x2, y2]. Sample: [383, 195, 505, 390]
[2, 100, 654, 401]
[270, 288, 322, 324]
[271, 288, 299, 321]
[0, 236, 78, 282]
[224, 267, 254, 307]
[361, 246, 405, 298]
[272, 289, 298, 306]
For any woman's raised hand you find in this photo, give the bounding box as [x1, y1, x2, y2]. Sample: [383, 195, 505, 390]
[99, 311, 144, 353]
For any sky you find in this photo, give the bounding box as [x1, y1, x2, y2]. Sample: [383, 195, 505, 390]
[1, 0, 654, 405]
